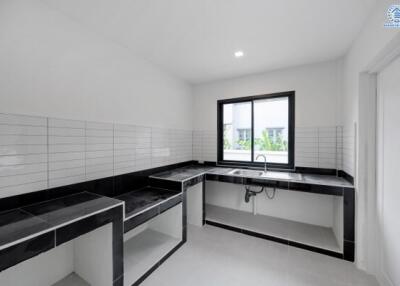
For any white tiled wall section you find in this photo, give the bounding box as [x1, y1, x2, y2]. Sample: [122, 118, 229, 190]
[192, 130, 217, 162]
[0, 114, 48, 197]
[48, 118, 85, 188]
[295, 126, 343, 169]
[85, 121, 114, 181]
[114, 124, 136, 176]
[135, 126, 152, 171]
[0, 113, 194, 198]
[170, 129, 192, 165]
[151, 128, 192, 168]
[195, 126, 349, 171]
[342, 124, 355, 176]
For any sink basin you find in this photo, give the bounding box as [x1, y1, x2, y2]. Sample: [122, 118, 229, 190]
[262, 171, 302, 181]
[230, 169, 264, 177]
[229, 169, 303, 181]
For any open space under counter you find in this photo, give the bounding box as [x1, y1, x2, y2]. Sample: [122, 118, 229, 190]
[0, 192, 124, 286]
[206, 204, 341, 254]
[151, 164, 355, 261]
[117, 187, 184, 286]
[204, 179, 351, 260]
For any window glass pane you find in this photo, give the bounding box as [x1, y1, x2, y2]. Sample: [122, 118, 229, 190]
[223, 102, 252, 161]
[254, 97, 289, 164]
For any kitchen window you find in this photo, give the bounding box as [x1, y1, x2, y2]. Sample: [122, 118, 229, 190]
[217, 91, 295, 169]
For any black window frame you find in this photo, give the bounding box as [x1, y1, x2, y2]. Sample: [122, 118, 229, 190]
[217, 91, 295, 170]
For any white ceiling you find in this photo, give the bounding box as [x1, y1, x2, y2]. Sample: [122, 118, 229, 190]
[43, 0, 376, 84]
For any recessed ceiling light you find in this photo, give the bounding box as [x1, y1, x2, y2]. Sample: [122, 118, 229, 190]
[234, 51, 244, 58]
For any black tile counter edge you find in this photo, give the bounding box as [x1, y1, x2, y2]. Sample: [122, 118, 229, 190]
[131, 241, 185, 286]
[0, 160, 196, 212]
[149, 178, 182, 191]
[124, 196, 183, 234]
[205, 220, 344, 260]
[343, 241, 355, 262]
[55, 205, 123, 246]
[205, 174, 351, 196]
[294, 167, 337, 176]
[0, 232, 55, 272]
[343, 191, 355, 241]
[182, 174, 205, 189]
[55, 205, 124, 284]
[338, 170, 355, 185]
[113, 275, 124, 286]
[195, 161, 353, 181]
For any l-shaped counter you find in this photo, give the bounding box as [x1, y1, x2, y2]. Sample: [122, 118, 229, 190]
[0, 163, 354, 286]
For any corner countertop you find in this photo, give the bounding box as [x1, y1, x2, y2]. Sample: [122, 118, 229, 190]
[0, 192, 123, 251]
[116, 186, 181, 220]
[150, 165, 354, 188]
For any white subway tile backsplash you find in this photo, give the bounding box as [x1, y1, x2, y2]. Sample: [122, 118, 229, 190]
[49, 152, 85, 162]
[0, 114, 47, 126]
[86, 156, 113, 166]
[0, 181, 48, 198]
[0, 163, 47, 177]
[0, 172, 47, 188]
[49, 136, 85, 145]
[295, 126, 344, 170]
[48, 118, 86, 188]
[0, 113, 195, 198]
[86, 165, 114, 176]
[48, 118, 85, 129]
[49, 144, 85, 153]
[49, 159, 85, 171]
[0, 145, 47, 156]
[0, 114, 48, 197]
[343, 124, 355, 176]
[49, 176, 86, 189]
[49, 167, 86, 180]
[0, 135, 47, 145]
[0, 154, 48, 165]
[49, 127, 85, 137]
[85, 129, 113, 138]
[0, 125, 47, 136]
[0, 112, 357, 200]
[86, 170, 113, 181]
[86, 136, 113, 144]
[86, 121, 113, 130]
[85, 121, 114, 181]
[86, 150, 113, 159]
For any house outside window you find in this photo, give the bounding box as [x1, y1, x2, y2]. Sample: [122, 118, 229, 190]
[237, 128, 251, 144]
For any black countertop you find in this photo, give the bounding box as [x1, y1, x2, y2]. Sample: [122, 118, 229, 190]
[150, 165, 353, 188]
[0, 192, 123, 251]
[116, 187, 181, 219]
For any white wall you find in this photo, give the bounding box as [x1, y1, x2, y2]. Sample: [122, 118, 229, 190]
[342, 0, 399, 128]
[340, 0, 400, 279]
[0, 0, 192, 130]
[192, 60, 344, 168]
[206, 181, 335, 228]
[376, 55, 400, 286]
[0, 242, 74, 286]
[193, 59, 343, 131]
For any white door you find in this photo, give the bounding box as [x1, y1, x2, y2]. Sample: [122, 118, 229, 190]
[377, 55, 400, 285]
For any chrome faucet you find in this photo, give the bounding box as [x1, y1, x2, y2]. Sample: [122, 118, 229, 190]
[256, 154, 268, 173]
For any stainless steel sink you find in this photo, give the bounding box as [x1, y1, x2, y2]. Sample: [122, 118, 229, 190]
[229, 169, 303, 181]
[262, 171, 302, 181]
[229, 169, 265, 177]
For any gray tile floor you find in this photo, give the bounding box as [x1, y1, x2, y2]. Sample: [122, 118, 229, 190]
[53, 273, 89, 286]
[141, 225, 379, 286]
